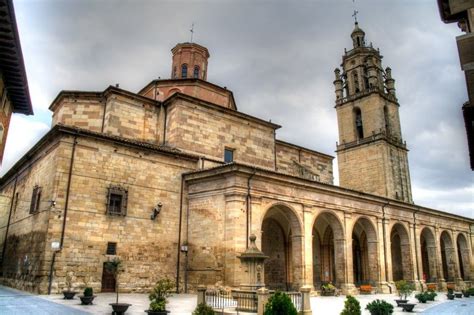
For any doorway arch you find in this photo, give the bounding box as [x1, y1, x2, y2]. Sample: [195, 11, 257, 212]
[420, 227, 437, 282]
[352, 217, 378, 286]
[390, 223, 413, 281]
[440, 231, 456, 282]
[457, 233, 471, 281]
[312, 211, 345, 288]
[261, 204, 303, 290]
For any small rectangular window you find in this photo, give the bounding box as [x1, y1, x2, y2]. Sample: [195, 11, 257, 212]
[224, 148, 234, 163]
[106, 242, 117, 255]
[106, 186, 128, 216]
[29, 186, 41, 214]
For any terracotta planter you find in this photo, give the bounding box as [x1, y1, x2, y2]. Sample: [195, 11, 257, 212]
[62, 291, 77, 300]
[399, 303, 415, 312]
[79, 295, 96, 305]
[110, 303, 132, 315]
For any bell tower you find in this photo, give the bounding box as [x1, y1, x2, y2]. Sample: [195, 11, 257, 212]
[334, 22, 413, 203]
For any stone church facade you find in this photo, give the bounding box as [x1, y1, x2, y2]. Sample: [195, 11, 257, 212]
[0, 24, 472, 295]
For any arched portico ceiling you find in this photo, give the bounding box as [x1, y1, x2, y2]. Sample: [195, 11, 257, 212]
[391, 223, 410, 245]
[352, 216, 377, 242]
[440, 230, 454, 248]
[263, 203, 302, 237]
[312, 211, 344, 240]
[420, 227, 436, 245]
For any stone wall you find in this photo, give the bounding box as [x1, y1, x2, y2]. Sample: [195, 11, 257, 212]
[0, 139, 59, 293]
[166, 98, 276, 169]
[51, 95, 103, 132]
[275, 140, 333, 184]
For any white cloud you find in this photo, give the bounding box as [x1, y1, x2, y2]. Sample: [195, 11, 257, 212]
[1, 115, 49, 176]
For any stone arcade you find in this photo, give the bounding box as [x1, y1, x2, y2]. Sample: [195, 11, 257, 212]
[0, 24, 472, 295]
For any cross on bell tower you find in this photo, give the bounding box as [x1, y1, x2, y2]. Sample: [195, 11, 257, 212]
[333, 22, 413, 203]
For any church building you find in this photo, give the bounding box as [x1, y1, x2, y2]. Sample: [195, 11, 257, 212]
[0, 23, 472, 295]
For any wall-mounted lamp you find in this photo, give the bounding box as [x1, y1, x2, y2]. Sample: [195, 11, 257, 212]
[150, 202, 163, 220]
[48, 200, 56, 208]
[180, 244, 188, 253]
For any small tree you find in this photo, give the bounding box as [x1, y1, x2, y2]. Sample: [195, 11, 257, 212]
[264, 291, 298, 315]
[340, 295, 361, 315]
[192, 303, 215, 315]
[104, 257, 123, 304]
[148, 278, 174, 312]
[395, 280, 415, 300]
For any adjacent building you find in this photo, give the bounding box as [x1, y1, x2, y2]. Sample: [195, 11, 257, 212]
[0, 23, 472, 295]
[0, 0, 34, 164]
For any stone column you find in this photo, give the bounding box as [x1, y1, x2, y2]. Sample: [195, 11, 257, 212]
[434, 227, 446, 290]
[224, 193, 247, 287]
[410, 223, 422, 291]
[452, 231, 465, 289]
[341, 213, 357, 294]
[257, 287, 270, 315]
[377, 217, 392, 293]
[299, 285, 312, 315]
[197, 285, 206, 305]
[303, 206, 314, 288]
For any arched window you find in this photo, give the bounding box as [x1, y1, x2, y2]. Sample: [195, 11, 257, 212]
[384, 106, 390, 135]
[193, 66, 200, 79]
[181, 64, 188, 78]
[354, 107, 364, 139]
[353, 71, 360, 93]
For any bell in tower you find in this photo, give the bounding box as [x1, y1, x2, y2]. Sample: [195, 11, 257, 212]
[334, 22, 413, 203]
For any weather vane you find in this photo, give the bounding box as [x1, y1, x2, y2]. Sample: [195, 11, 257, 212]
[190, 22, 195, 43]
[352, 10, 359, 23]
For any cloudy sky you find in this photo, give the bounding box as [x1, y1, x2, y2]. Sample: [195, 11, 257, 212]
[4, 0, 473, 218]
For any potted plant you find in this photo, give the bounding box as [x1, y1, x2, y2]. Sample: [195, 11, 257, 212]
[462, 290, 470, 297]
[341, 295, 361, 315]
[79, 287, 96, 305]
[106, 257, 131, 314]
[365, 299, 394, 315]
[62, 273, 78, 299]
[447, 288, 455, 300]
[145, 277, 174, 314]
[426, 290, 437, 301]
[468, 287, 474, 296]
[320, 282, 336, 296]
[415, 292, 428, 303]
[394, 280, 414, 306]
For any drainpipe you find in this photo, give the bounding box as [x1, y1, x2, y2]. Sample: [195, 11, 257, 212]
[1, 176, 18, 267]
[48, 136, 77, 294]
[176, 174, 185, 293]
[381, 201, 391, 293]
[246, 169, 256, 248]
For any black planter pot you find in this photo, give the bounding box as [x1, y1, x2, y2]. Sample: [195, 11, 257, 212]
[462, 291, 470, 297]
[78, 295, 96, 305]
[110, 303, 132, 315]
[395, 299, 408, 307]
[62, 291, 78, 300]
[455, 293, 463, 298]
[447, 294, 455, 300]
[399, 303, 416, 312]
[145, 310, 170, 315]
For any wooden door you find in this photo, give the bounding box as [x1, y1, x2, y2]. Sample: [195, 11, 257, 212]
[101, 262, 116, 292]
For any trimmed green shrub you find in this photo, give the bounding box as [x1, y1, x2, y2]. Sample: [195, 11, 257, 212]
[83, 287, 93, 297]
[193, 303, 215, 315]
[468, 287, 474, 295]
[340, 295, 361, 315]
[264, 291, 298, 315]
[415, 292, 428, 303]
[365, 299, 394, 315]
[426, 291, 437, 301]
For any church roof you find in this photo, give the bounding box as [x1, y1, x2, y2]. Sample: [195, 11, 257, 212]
[0, 0, 33, 115]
